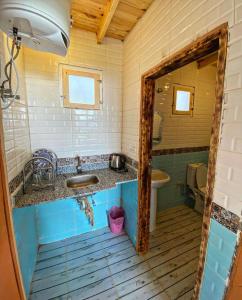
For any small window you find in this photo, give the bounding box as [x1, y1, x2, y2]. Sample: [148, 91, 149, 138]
[172, 84, 194, 115]
[62, 66, 102, 109]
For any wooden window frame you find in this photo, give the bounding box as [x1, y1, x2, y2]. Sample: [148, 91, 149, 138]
[172, 84, 194, 116]
[62, 68, 101, 110]
[138, 23, 228, 300]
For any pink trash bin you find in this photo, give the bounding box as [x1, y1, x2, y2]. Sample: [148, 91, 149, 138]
[108, 206, 124, 234]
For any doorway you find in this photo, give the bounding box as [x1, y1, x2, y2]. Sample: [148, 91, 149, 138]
[137, 23, 228, 299]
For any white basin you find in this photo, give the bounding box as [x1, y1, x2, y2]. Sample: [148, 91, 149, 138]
[150, 169, 170, 232]
[151, 169, 170, 188]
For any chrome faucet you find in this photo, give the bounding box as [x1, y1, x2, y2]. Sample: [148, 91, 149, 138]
[76, 155, 82, 174]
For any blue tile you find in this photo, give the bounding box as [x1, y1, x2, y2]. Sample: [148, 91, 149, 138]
[121, 180, 138, 246]
[201, 264, 226, 300]
[13, 206, 38, 298]
[200, 219, 236, 300]
[210, 219, 237, 245]
[35, 186, 122, 244]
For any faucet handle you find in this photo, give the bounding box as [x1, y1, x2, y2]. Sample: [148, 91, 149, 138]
[75, 155, 82, 174]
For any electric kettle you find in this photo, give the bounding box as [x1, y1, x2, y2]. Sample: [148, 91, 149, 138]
[109, 153, 126, 171]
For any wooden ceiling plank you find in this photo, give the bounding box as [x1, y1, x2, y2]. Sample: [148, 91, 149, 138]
[106, 27, 127, 37]
[71, 0, 104, 32]
[118, 2, 146, 17]
[73, 25, 97, 34]
[71, 0, 106, 10]
[113, 10, 140, 24]
[107, 0, 153, 40]
[120, 0, 152, 10]
[97, 0, 120, 43]
[72, 2, 104, 18]
[106, 32, 125, 40]
[110, 16, 134, 29]
[72, 10, 100, 23]
[71, 0, 154, 41]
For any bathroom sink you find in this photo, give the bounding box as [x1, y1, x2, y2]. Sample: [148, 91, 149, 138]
[151, 169, 170, 188]
[66, 174, 99, 189]
[150, 169, 170, 232]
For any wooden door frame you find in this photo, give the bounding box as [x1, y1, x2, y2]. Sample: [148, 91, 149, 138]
[0, 113, 26, 299]
[137, 23, 228, 300]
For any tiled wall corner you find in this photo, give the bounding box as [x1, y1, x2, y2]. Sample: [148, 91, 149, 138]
[0, 33, 31, 183]
[153, 62, 217, 150]
[199, 219, 237, 300]
[121, 180, 138, 247]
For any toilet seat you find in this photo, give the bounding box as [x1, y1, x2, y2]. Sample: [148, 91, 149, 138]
[196, 165, 207, 193]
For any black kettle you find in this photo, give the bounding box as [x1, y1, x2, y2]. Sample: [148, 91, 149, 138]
[109, 153, 126, 171]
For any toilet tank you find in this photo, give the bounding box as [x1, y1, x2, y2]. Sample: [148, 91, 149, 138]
[187, 163, 204, 189]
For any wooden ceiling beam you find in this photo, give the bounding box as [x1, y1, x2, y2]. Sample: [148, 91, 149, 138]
[97, 0, 120, 43]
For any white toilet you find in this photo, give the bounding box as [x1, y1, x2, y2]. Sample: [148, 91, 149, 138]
[187, 163, 208, 214]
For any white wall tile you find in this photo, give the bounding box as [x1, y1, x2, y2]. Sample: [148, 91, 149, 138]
[0, 33, 31, 183]
[24, 28, 123, 158]
[122, 0, 242, 216]
[153, 62, 217, 150]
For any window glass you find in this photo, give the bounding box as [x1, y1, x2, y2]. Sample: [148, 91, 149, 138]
[69, 75, 95, 105]
[176, 90, 190, 111]
[172, 84, 194, 115]
[62, 66, 102, 110]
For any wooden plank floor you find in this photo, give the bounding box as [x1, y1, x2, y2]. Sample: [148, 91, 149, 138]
[29, 205, 202, 300]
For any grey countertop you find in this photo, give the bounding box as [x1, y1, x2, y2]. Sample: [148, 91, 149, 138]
[14, 167, 137, 208]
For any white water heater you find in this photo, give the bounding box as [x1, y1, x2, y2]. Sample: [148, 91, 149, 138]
[0, 0, 70, 56]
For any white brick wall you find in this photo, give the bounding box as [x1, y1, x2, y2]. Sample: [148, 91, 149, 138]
[24, 28, 123, 158]
[0, 33, 31, 182]
[122, 0, 242, 217]
[153, 61, 217, 149]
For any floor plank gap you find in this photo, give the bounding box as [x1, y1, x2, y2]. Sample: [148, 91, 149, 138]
[29, 205, 201, 300]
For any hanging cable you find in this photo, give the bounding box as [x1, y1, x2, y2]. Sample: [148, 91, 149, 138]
[0, 29, 21, 110]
